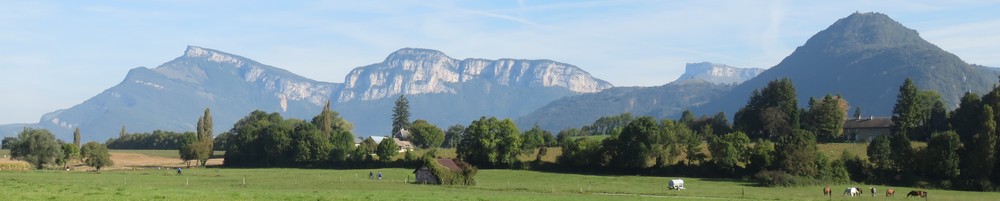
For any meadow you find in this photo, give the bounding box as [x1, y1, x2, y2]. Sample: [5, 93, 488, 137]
[3, 166, 999, 200]
[2, 146, 998, 200]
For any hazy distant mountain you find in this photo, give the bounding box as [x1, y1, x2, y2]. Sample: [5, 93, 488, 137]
[675, 62, 764, 85]
[331, 48, 613, 136]
[515, 62, 754, 131]
[0, 47, 611, 141]
[694, 12, 999, 118]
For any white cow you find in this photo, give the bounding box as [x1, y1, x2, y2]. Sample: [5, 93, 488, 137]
[843, 187, 860, 197]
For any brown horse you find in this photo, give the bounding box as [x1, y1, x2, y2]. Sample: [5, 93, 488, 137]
[823, 186, 832, 195]
[906, 190, 928, 198]
[885, 188, 895, 197]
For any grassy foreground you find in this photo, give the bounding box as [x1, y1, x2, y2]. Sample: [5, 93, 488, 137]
[2, 167, 999, 201]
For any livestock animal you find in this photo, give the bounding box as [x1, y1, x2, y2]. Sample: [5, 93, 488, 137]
[886, 188, 895, 197]
[870, 187, 876, 197]
[906, 190, 928, 198]
[843, 187, 860, 197]
[823, 186, 832, 196]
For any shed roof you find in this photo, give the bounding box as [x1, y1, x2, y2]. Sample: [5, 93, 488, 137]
[436, 158, 462, 171]
[843, 117, 892, 129]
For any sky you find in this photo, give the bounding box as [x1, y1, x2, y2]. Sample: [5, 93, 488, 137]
[2, 0, 999, 124]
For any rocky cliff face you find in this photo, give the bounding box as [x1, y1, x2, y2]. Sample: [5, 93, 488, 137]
[674, 62, 763, 85]
[337, 48, 612, 102]
[1, 46, 611, 141]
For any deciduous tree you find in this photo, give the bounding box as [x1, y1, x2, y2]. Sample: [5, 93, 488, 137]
[410, 119, 445, 148]
[376, 137, 398, 162]
[9, 128, 64, 169]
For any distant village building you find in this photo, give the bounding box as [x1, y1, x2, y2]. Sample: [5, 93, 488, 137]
[414, 158, 462, 184]
[394, 128, 411, 140]
[843, 116, 892, 141]
[368, 136, 414, 152]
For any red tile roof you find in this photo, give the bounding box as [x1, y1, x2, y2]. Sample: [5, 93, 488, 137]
[437, 158, 462, 171]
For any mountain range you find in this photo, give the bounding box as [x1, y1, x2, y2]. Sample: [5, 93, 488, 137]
[516, 62, 761, 131]
[2, 12, 996, 142]
[0, 47, 612, 142]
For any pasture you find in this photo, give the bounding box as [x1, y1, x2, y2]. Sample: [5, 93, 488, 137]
[3, 146, 998, 200]
[2, 167, 998, 200]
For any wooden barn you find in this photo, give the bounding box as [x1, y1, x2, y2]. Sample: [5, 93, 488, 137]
[413, 158, 462, 184]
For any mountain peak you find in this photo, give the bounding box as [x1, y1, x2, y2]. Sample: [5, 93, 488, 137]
[183, 45, 250, 65]
[803, 12, 922, 52]
[385, 48, 451, 62]
[673, 62, 763, 85]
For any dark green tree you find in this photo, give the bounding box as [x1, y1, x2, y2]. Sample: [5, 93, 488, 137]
[456, 117, 521, 168]
[891, 78, 922, 139]
[927, 100, 950, 134]
[867, 135, 893, 170]
[521, 125, 552, 152]
[409, 119, 445, 149]
[888, 132, 913, 171]
[442, 124, 465, 149]
[707, 131, 751, 173]
[291, 122, 332, 164]
[746, 139, 775, 173]
[924, 131, 962, 181]
[73, 128, 81, 148]
[961, 105, 997, 186]
[805, 95, 848, 140]
[376, 137, 398, 162]
[735, 78, 799, 139]
[9, 128, 64, 169]
[392, 95, 411, 135]
[84, 143, 113, 171]
[312, 101, 354, 162]
[951, 92, 982, 145]
[775, 129, 819, 176]
[853, 106, 862, 119]
[680, 110, 696, 125]
[613, 116, 662, 169]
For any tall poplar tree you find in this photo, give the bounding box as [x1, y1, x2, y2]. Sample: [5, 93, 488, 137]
[312, 100, 354, 162]
[194, 108, 214, 166]
[392, 95, 411, 136]
[73, 128, 81, 147]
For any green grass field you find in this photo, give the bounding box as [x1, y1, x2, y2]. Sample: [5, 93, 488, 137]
[2, 167, 998, 200]
[4, 145, 998, 200]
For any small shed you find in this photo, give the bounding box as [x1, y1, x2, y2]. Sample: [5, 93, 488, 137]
[668, 179, 685, 190]
[414, 158, 462, 184]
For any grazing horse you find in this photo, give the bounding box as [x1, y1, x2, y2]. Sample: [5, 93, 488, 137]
[823, 186, 832, 196]
[906, 190, 928, 198]
[844, 187, 860, 197]
[886, 188, 895, 197]
[870, 187, 876, 197]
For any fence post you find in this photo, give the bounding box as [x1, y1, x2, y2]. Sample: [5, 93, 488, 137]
[186, 177, 189, 186]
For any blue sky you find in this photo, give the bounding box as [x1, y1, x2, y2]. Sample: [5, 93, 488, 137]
[2, 0, 999, 124]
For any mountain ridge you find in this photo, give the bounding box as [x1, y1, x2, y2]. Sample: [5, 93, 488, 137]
[0, 46, 611, 141]
[693, 12, 999, 118]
